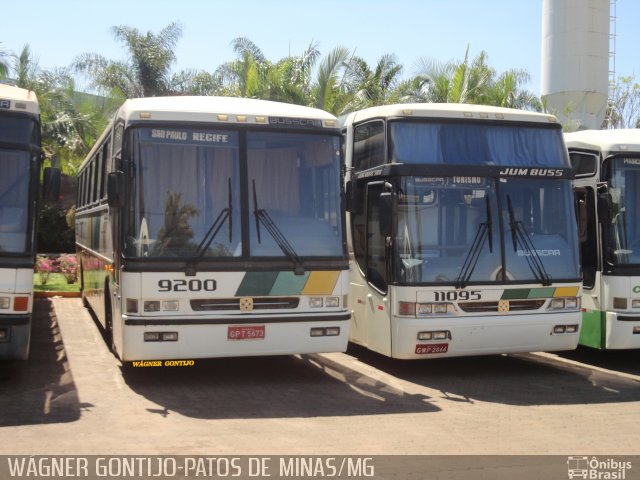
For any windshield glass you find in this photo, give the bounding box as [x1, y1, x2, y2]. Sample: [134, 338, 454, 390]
[247, 131, 343, 257]
[126, 127, 241, 258]
[390, 121, 569, 167]
[606, 157, 640, 265]
[0, 116, 37, 144]
[125, 127, 344, 259]
[0, 149, 32, 254]
[394, 176, 580, 284]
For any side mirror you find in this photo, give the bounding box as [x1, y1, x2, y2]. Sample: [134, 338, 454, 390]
[346, 180, 365, 214]
[597, 191, 612, 227]
[574, 187, 588, 243]
[345, 181, 353, 213]
[107, 171, 125, 208]
[379, 192, 394, 237]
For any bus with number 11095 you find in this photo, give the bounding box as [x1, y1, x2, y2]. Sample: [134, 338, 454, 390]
[340, 103, 582, 359]
[75, 96, 349, 362]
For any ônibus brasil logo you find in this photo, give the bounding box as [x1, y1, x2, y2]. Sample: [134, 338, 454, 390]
[567, 456, 632, 479]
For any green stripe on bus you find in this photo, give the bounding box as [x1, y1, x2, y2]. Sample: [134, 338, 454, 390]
[236, 272, 279, 296]
[579, 309, 606, 349]
[527, 287, 556, 298]
[501, 289, 531, 300]
[270, 271, 310, 295]
[501, 287, 561, 300]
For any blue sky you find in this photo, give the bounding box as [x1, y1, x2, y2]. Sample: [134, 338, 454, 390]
[2, 0, 638, 96]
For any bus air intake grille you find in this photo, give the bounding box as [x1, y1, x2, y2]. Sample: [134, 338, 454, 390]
[190, 297, 300, 311]
[458, 300, 545, 313]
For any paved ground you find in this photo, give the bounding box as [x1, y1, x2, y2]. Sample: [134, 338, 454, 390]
[1, 298, 639, 456]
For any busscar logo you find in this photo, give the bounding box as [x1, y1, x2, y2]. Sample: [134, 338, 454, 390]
[567, 456, 632, 479]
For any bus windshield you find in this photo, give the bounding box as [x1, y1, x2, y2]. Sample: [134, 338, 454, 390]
[606, 157, 640, 265]
[0, 149, 32, 254]
[125, 127, 343, 259]
[394, 176, 580, 284]
[390, 121, 569, 167]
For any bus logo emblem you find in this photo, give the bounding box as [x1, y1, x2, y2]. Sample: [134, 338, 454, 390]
[498, 300, 510, 313]
[239, 297, 254, 312]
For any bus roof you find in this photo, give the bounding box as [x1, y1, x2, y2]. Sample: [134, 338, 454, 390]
[0, 84, 39, 115]
[564, 129, 640, 156]
[339, 103, 558, 126]
[117, 96, 338, 125]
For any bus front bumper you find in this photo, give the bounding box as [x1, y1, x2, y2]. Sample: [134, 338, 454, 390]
[0, 314, 31, 360]
[391, 311, 581, 359]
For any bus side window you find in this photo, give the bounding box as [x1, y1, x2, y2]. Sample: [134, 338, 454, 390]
[366, 183, 388, 293]
[353, 121, 385, 172]
[575, 187, 597, 288]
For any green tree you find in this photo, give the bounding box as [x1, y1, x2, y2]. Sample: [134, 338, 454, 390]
[7, 44, 113, 172]
[213, 38, 353, 115]
[403, 47, 540, 110]
[605, 75, 640, 129]
[408, 47, 490, 103]
[214, 37, 270, 98]
[342, 54, 403, 112]
[310, 45, 351, 114]
[0, 42, 9, 78]
[74, 22, 183, 98]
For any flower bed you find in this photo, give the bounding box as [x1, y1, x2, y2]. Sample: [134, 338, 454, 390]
[34, 254, 80, 293]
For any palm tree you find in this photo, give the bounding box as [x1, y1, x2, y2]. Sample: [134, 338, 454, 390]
[214, 37, 270, 98]
[409, 46, 490, 104]
[266, 41, 321, 105]
[214, 38, 355, 114]
[310, 45, 351, 114]
[6, 44, 113, 172]
[0, 42, 9, 78]
[479, 69, 541, 111]
[74, 22, 183, 98]
[406, 47, 540, 110]
[342, 54, 403, 112]
[11, 44, 40, 91]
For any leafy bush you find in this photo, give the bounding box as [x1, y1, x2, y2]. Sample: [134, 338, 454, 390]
[57, 254, 78, 283]
[35, 256, 55, 284]
[37, 203, 75, 253]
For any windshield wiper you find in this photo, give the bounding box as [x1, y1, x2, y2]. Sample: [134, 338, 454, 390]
[506, 195, 551, 286]
[455, 196, 493, 289]
[185, 178, 233, 276]
[252, 180, 305, 275]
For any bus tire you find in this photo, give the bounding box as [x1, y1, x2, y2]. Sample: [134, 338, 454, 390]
[79, 260, 89, 308]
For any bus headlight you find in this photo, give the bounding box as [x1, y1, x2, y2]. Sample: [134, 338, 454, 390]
[418, 330, 450, 340]
[399, 302, 455, 317]
[143, 300, 179, 312]
[143, 301, 161, 312]
[632, 300, 640, 309]
[417, 304, 433, 315]
[548, 297, 580, 311]
[325, 297, 340, 308]
[162, 300, 179, 311]
[309, 297, 323, 308]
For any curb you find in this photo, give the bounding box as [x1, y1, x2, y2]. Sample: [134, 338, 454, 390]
[34, 291, 81, 298]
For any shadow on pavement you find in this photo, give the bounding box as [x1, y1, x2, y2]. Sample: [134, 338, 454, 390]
[122, 352, 439, 420]
[344, 343, 640, 407]
[0, 299, 82, 427]
[558, 345, 640, 376]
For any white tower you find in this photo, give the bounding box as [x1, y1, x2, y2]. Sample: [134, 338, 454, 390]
[541, 0, 609, 130]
